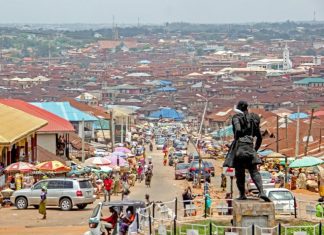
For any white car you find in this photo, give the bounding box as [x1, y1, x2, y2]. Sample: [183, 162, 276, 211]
[264, 188, 295, 214]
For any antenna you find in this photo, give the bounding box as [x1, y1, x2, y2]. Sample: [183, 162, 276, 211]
[313, 10, 316, 22]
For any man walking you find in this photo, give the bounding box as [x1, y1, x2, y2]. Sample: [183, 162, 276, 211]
[103, 175, 113, 202]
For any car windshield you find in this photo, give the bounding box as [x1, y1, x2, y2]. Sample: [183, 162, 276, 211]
[176, 164, 189, 170]
[91, 204, 101, 217]
[157, 139, 165, 144]
[260, 172, 272, 179]
[174, 152, 182, 157]
[268, 191, 293, 200]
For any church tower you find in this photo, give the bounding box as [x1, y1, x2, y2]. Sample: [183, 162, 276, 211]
[283, 43, 292, 70]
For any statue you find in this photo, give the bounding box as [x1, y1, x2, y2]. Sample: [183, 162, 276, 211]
[224, 101, 271, 202]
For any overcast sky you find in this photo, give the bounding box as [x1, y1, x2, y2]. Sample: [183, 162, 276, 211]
[0, 0, 323, 25]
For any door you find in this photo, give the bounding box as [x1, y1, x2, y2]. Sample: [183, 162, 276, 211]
[30, 180, 49, 205]
[46, 180, 63, 206]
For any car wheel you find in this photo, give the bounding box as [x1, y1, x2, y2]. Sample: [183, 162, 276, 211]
[16, 197, 28, 209]
[77, 204, 87, 209]
[60, 198, 72, 211]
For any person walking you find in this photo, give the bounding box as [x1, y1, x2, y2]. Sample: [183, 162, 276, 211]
[39, 186, 47, 219]
[103, 175, 113, 202]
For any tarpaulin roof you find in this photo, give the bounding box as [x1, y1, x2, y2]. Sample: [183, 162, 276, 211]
[148, 107, 184, 121]
[0, 104, 48, 145]
[156, 87, 177, 92]
[31, 102, 98, 122]
[0, 99, 74, 133]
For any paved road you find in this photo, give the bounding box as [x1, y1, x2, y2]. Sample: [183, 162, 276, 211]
[0, 144, 185, 235]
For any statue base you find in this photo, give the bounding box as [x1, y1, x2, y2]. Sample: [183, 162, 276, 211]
[233, 199, 275, 228]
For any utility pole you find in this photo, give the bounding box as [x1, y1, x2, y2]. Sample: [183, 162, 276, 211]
[121, 116, 124, 144]
[285, 115, 288, 148]
[109, 110, 114, 151]
[276, 115, 279, 153]
[81, 119, 85, 163]
[319, 128, 323, 152]
[304, 108, 315, 156]
[295, 105, 300, 158]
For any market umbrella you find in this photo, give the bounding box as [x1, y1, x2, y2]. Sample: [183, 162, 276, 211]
[267, 152, 285, 158]
[84, 157, 111, 166]
[5, 162, 36, 173]
[289, 156, 324, 168]
[105, 155, 127, 167]
[36, 160, 70, 173]
[111, 151, 127, 158]
[114, 147, 131, 153]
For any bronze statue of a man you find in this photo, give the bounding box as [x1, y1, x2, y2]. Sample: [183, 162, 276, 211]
[224, 101, 270, 202]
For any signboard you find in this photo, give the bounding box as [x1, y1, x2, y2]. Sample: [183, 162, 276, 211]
[223, 167, 235, 177]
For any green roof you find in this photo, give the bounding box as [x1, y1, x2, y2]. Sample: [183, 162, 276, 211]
[294, 77, 324, 85]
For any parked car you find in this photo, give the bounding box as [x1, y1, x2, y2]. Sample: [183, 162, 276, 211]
[205, 161, 215, 177]
[188, 152, 200, 163]
[173, 151, 185, 163]
[156, 138, 166, 150]
[168, 151, 185, 166]
[175, 163, 190, 180]
[186, 161, 211, 183]
[11, 178, 95, 211]
[247, 171, 275, 193]
[84, 200, 145, 235]
[264, 188, 295, 214]
[175, 143, 187, 155]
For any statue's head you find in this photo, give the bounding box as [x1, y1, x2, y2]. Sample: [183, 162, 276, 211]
[237, 100, 248, 112]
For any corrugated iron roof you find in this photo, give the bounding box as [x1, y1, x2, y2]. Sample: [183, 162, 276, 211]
[30, 102, 98, 122]
[0, 103, 48, 145]
[0, 99, 75, 133]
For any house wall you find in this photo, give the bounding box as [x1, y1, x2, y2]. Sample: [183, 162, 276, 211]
[38, 134, 56, 154]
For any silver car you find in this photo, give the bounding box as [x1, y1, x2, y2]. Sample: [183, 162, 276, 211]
[11, 178, 95, 211]
[247, 171, 275, 192]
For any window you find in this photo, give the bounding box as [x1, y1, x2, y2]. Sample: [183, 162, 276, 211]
[64, 181, 73, 189]
[79, 180, 92, 189]
[268, 191, 293, 200]
[33, 181, 49, 190]
[47, 180, 64, 189]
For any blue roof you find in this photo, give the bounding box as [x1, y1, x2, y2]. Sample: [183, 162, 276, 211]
[148, 108, 184, 121]
[159, 80, 172, 86]
[138, 60, 151, 64]
[294, 77, 324, 85]
[156, 87, 177, 92]
[211, 126, 233, 138]
[31, 102, 98, 122]
[288, 112, 309, 120]
[94, 119, 110, 130]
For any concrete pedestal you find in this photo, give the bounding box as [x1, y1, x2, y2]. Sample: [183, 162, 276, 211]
[233, 199, 275, 228]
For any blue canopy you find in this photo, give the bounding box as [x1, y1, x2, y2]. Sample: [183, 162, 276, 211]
[257, 149, 274, 157]
[148, 108, 184, 121]
[156, 87, 177, 92]
[288, 112, 309, 120]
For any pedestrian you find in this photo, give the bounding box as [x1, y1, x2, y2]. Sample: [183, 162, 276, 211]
[221, 173, 227, 191]
[39, 186, 47, 219]
[9, 177, 16, 190]
[103, 175, 113, 202]
[182, 187, 194, 216]
[205, 193, 212, 216]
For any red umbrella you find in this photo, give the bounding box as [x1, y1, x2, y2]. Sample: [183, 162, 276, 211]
[5, 162, 36, 173]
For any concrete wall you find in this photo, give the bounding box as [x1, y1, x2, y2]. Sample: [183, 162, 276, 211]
[38, 134, 56, 154]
